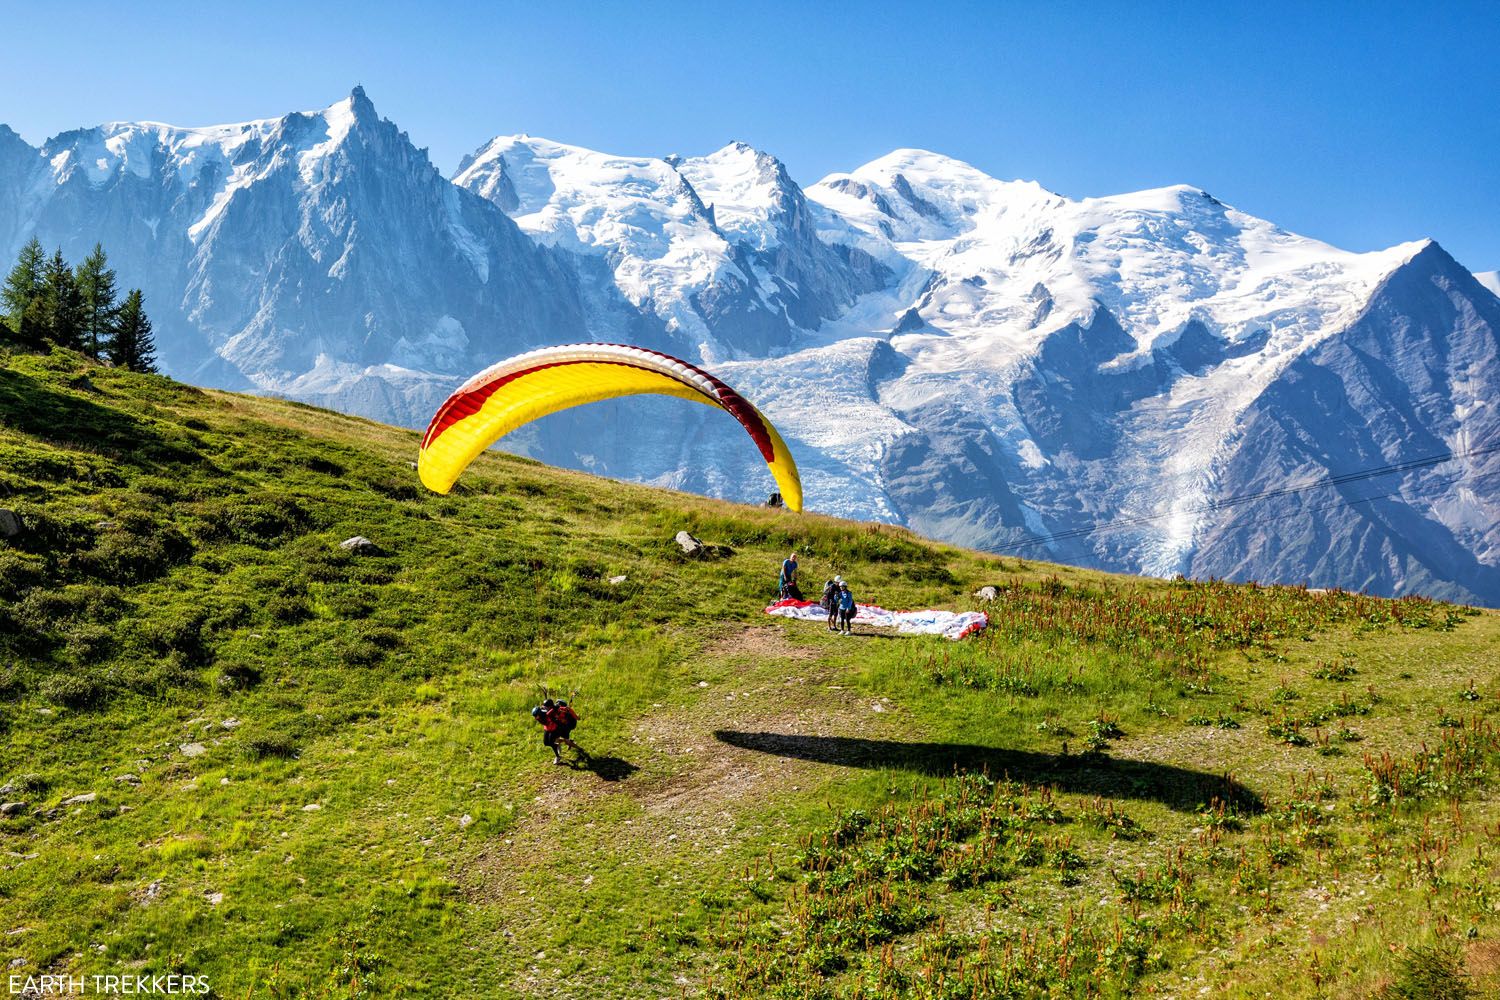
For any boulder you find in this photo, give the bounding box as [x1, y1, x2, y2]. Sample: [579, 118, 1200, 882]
[0, 509, 21, 539]
[60, 792, 96, 806]
[113, 774, 141, 786]
[0, 802, 27, 817]
[339, 536, 381, 555]
[608, 575, 628, 585]
[179, 743, 206, 758]
[674, 531, 704, 557]
[973, 586, 999, 602]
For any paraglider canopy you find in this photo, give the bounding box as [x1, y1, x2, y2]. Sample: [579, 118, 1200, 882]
[418, 343, 803, 511]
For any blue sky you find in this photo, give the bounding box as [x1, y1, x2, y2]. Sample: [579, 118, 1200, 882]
[5, 1, 1497, 270]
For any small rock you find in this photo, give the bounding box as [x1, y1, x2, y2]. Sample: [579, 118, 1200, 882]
[608, 575, 628, 585]
[674, 530, 704, 557]
[0, 802, 27, 817]
[60, 792, 97, 806]
[697, 681, 709, 688]
[0, 509, 22, 539]
[113, 774, 141, 786]
[302, 803, 322, 812]
[179, 743, 207, 758]
[8, 958, 24, 969]
[459, 814, 474, 828]
[205, 892, 223, 906]
[973, 585, 999, 602]
[220, 718, 241, 729]
[339, 536, 381, 554]
[0, 783, 13, 796]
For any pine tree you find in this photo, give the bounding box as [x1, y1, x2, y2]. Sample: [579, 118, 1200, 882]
[1, 237, 46, 347]
[74, 243, 119, 360]
[41, 247, 84, 349]
[109, 289, 157, 373]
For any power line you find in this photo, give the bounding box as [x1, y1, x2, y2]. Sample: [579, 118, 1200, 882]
[992, 440, 1498, 554]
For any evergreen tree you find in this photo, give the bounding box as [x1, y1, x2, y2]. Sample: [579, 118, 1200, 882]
[41, 247, 84, 349]
[74, 243, 119, 360]
[109, 289, 157, 373]
[1, 237, 46, 347]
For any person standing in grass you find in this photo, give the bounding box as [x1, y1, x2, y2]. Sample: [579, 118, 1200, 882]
[552, 698, 584, 761]
[820, 578, 840, 631]
[532, 698, 583, 765]
[838, 582, 856, 635]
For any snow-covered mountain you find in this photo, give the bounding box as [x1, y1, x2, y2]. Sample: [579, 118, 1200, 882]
[451, 136, 886, 359]
[4, 91, 1497, 603]
[1477, 270, 1500, 298]
[5, 89, 588, 419]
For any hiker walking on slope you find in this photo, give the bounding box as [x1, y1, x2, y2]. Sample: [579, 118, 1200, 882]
[778, 551, 803, 601]
[838, 581, 857, 635]
[532, 697, 584, 765]
[820, 577, 841, 631]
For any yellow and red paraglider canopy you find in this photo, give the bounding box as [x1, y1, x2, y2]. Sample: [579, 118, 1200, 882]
[417, 343, 803, 512]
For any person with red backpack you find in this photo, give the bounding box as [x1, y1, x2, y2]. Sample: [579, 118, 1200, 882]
[531, 697, 584, 765]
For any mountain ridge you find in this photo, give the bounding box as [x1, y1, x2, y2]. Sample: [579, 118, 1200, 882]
[4, 88, 1496, 602]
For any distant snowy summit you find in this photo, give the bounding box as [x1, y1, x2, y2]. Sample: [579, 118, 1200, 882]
[3, 89, 1497, 604]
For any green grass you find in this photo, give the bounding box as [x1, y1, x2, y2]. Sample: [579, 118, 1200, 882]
[1, 348, 1498, 999]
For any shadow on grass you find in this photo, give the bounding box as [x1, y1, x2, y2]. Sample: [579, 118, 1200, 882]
[713, 730, 1262, 814]
[568, 753, 639, 782]
[0, 365, 192, 467]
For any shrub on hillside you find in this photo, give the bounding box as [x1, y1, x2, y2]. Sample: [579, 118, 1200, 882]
[325, 588, 374, 619]
[264, 594, 313, 624]
[0, 552, 45, 600]
[39, 671, 108, 708]
[64, 624, 114, 664]
[7, 586, 127, 646]
[216, 660, 263, 691]
[70, 513, 193, 584]
[190, 494, 313, 547]
[241, 732, 299, 761]
[1379, 940, 1472, 999]
[2, 503, 97, 555]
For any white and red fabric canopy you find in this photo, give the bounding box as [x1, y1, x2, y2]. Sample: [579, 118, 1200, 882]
[765, 598, 988, 640]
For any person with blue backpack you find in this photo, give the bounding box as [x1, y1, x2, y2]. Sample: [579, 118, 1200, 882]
[837, 581, 856, 635]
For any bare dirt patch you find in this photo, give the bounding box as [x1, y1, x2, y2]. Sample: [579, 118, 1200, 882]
[701, 623, 823, 662]
[456, 625, 879, 909]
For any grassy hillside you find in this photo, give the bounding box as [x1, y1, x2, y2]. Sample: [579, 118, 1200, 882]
[2, 349, 1498, 999]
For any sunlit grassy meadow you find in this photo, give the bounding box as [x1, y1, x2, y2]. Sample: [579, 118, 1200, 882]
[1, 349, 1497, 998]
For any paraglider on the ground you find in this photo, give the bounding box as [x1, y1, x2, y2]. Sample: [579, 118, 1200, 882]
[417, 343, 803, 510]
